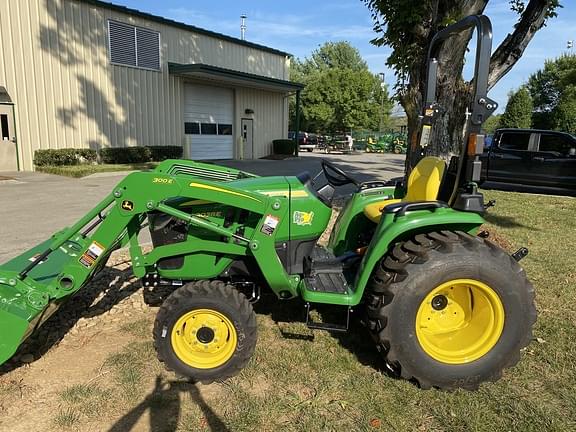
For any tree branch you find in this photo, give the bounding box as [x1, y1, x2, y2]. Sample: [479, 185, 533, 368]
[488, 0, 556, 90]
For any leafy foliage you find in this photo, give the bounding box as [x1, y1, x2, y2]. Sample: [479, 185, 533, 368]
[363, 0, 434, 83]
[291, 42, 392, 133]
[99, 146, 182, 164]
[552, 85, 576, 133]
[34, 146, 182, 167]
[364, 0, 561, 168]
[145, 146, 183, 161]
[365, 0, 561, 91]
[527, 54, 576, 129]
[34, 148, 97, 166]
[99, 147, 151, 164]
[482, 114, 501, 134]
[500, 88, 533, 129]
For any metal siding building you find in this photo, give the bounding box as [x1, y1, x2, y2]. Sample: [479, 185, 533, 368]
[0, 0, 300, 171]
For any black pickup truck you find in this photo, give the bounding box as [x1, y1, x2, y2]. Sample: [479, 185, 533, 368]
[480, 128, 576, 196]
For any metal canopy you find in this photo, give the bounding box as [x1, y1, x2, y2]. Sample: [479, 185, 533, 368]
[168, 63, 304, 93]
[0, 87, 12, 104]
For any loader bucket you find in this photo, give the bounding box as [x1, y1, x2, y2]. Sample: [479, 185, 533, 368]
[0, 306, 30, 365]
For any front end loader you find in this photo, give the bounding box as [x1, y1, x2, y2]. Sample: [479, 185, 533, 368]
[0, 16, 536, 390]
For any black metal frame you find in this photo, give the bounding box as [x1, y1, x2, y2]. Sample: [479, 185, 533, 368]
[421, 15, 498, 206]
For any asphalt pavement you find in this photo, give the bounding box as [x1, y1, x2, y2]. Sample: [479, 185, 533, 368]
[0, 152, 405, 262]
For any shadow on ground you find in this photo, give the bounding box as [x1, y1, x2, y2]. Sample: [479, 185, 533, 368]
[484, 213, 538, 230]
[109, 376, 229, 432]
[252, 293, 398, 381]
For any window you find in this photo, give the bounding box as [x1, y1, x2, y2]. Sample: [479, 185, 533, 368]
[218, 124, 233, 135]
[499, 132, 530, 151]
[184, 122, 200, 135]
[0, 114, 9, 140]
[108, 20, 160, 70]
[539, 134, 573, 155]
[201, 123, 218, 135]
[185, 122, 232, 135]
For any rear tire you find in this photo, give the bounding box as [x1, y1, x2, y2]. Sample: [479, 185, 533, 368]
[365, 231, 536, 390]
[153, 280, 257, 384]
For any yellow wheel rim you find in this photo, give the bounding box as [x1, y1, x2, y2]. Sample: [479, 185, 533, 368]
[416, 279, 505, 364]
[171, 309, 237, 369]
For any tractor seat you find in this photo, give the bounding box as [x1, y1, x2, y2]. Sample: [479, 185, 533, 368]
[363, 156, 446, 223]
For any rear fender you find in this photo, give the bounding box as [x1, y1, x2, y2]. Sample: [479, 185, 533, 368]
[353, 208, 484, 300]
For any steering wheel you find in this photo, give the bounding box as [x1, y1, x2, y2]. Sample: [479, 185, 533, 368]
[321, 159, 361, 188]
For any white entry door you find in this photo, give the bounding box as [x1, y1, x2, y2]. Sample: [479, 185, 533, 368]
[184, 84, 234, 160]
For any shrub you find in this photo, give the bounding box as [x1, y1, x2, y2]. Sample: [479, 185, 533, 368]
[146, 146, 183, 161]
[272, 139, 296, 155]
[99, 147, 152, 164]
[35, 145, 183, 167]
[34, 148, 98, 167]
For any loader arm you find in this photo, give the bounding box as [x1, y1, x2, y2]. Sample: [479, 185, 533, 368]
[0, 169, 296, 366]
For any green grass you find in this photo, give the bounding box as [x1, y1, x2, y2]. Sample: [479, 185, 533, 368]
[36, 162, 158, 178]
[60, 384, 97, 403]
[51, 190, 576, 431]
[52, 408, 81, 429]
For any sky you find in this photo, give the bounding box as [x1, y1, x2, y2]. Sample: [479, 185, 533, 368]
[112, 0, 575, 114]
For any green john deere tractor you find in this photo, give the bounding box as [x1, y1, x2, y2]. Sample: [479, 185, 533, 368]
[366, 132, 407, 154]
[0, 16, 535, 390]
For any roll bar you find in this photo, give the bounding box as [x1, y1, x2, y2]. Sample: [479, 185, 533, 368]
[424, 15, 497, 129]
[417, 15, 498, 209]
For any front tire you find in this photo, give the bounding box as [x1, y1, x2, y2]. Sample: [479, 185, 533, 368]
[365, 231, 536, 390]
[153, 280, 257, 384]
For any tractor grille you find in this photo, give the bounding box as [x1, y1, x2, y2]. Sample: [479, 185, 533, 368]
[166, 164, 256, 182]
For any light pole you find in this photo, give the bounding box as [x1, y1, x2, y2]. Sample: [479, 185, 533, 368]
[378, 73, 385, 132]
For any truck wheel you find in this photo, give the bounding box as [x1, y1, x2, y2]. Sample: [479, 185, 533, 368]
[365, 231, 536, 390]
[153, 280, 257, 384]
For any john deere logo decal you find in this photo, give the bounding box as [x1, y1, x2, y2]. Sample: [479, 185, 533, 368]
[293, 211, 314, 226]
[121, 200, 134, 211]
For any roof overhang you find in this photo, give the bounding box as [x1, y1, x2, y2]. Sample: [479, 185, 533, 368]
[0, 86, 13, 104]
[168, 63, 304, 93]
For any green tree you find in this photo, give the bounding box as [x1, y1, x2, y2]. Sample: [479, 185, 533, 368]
[527, 54, 576, 129]
[552, 85, 576, 133]
[499, 88, 533, 128]
[364, 0, 560, 172]
[481, 114, 501, 134]
[290, 42, 392, 133]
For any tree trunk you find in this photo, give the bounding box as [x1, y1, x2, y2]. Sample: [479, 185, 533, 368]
[402, 24, 478, 174]
[400, 0, 556, 176]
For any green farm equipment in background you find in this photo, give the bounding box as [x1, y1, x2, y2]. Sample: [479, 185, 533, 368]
[365, 132, 407, 154]
[0, 16, 536, 390]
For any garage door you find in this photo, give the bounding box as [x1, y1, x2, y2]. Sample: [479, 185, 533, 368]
[184, 84, 234, 160]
